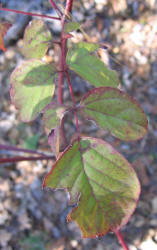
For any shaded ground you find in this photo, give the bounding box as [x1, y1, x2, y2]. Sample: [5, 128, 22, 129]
[0, 0, 157, 249]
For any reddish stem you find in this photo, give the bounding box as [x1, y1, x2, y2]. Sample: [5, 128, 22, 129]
[0, 155, 55, 164]
[66, 0, 74, 13]
[66, 71, 79, 135]
[0, 7, 61, 20]
[115, 230, 129, 250]
[58, 0, 74, 104]
[58, 38, 66, 104]
[0, 143, 50, 157]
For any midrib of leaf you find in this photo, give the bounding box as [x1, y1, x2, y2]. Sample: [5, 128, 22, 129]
[78, 142, 110, 220]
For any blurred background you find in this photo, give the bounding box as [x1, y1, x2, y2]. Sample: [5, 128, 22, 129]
[0, 0, 157, 249]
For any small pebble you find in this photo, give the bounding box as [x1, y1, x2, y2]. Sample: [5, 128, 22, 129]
[70, 240, 78, 248]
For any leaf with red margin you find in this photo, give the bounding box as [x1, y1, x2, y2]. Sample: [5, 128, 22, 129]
[43, 104, 67, 156]
[79, 87, 148, 141]
[43, 137, 140, 238]
[0, 21, 12, 51]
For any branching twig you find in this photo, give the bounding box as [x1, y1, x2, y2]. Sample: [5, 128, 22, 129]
[57, 0, 74, 104]
[0, 143, 51, 157]
[0, 155, 55, 164]
[0, 7, 61, 20]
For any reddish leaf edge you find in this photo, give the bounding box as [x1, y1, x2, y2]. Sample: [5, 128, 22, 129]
[79, 87, 148, 142]
[66, 205, 110, 238]
[43, 136, 141, 238]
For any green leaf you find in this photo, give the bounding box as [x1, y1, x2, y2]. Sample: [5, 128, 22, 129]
[22, 19, 52, 59]
[64, 21, 81, 33]
[43, 104, 67, 156]
[66, 47, 119, 88]
[66, 42, 99, 63]
[44, 137, 140, 238]
[10, 59, 56, 122]
[73, 42, 99, 52]
[79, 87, 148, 141]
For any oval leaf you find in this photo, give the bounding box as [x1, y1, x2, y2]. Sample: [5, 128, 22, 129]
[44, 137, 140, 238]
[66, 47, 119, 88]
[79, 87, 148, 141]
[10, 60, 56, 122]
[22, 20, 52, 59]
[64, 21, 81, 33]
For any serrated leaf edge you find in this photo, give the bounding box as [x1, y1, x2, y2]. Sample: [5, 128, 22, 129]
[43, 136, 141, 238]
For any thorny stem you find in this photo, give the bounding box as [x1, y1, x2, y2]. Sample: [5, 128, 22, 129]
[115, 230, 129, 250]
[0, 7, 61, 20]
[0, 155, 55, 164]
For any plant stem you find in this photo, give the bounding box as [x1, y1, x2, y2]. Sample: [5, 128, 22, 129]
[0, 143, 51, 157]
[66, 71, 79, 136]
[0, 155, 55, 164]
[58, 0, 74, 104]
[58, 39, 66, 104]
[115, 230, 129, 250]
[66, 0, 74, 13]
[0, 7, 61, 20]
[49, 0, 63, 17]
